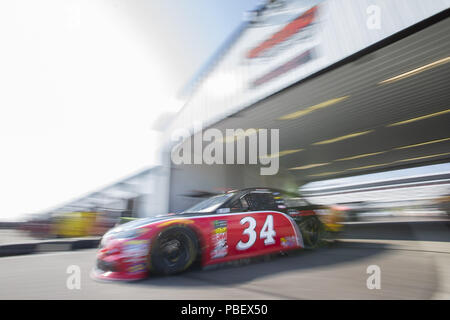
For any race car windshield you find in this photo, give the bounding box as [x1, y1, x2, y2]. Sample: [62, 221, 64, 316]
[182, 193, 235, 213]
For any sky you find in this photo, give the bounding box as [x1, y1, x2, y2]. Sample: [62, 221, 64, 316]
[0, 0, 261, 220]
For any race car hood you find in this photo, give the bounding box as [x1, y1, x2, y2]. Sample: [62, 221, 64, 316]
[104, 212, 206, 238]
[105, 216, 167, 236]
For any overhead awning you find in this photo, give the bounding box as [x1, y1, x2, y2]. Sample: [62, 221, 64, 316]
[204, 16, 450, 184]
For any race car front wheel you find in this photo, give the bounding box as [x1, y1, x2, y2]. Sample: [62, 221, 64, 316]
[149, 226, 198, 275]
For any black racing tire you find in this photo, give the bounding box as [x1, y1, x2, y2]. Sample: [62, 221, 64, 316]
[149, 226, 198, 275]
[298, 216, 324, 249]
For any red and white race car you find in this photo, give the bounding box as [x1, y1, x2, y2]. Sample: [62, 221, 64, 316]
[92, 188, 338, 281]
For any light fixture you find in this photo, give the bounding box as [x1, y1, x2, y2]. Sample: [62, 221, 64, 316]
[347, 163, 392, 171]
[378, 56, 450, 85]
[335, 151, 385, 161]
[278, 96, 350, 120]
[289, 162, 330, 170]
[395, 152, 450, 163]
[394, 137, 450, 150]
[387, 109, 450, 127]
[259, 149, 303, 159]
[344, 152, 450, 172]
[313, 130, 373, 145]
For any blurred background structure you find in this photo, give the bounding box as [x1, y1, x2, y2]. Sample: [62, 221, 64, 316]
[164, 0, 450, 213]
[0, 0, 449, 301]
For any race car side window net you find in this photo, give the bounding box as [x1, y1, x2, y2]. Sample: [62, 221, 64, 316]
[239, 196, 249, 212]
[245, 192, 277, 211]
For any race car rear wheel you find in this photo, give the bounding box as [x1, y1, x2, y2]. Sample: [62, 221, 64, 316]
[149, 226, 198, 275]
[298, 216, 323, 249]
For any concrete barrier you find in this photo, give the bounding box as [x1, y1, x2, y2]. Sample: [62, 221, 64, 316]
[0, 243, 37, 257]
[0, 237, 101, 257]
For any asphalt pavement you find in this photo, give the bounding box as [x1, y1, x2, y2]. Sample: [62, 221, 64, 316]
[0, 220, 448, 299]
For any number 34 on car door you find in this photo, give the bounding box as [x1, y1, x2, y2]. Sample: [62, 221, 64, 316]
[223, 212, 301, 260]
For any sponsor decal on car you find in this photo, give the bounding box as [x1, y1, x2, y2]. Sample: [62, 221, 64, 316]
[280, 236, 297, 248]
[211, 220, 228, 259]
[122, 240, 149, 258]
[274, 194, 286, 209]
[127, 263, 147, 273]
[157, 219, 195, 228]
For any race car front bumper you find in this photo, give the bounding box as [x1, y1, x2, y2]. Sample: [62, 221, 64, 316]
[91, 254, 148, 281]
[91, 266, 146, 281]
[91, 238, 150, 281]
